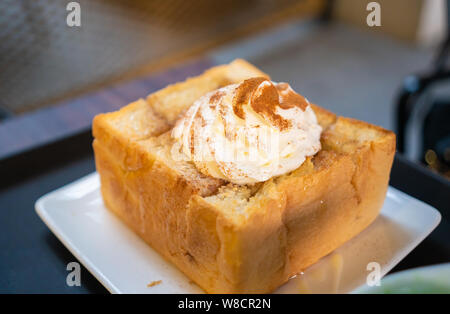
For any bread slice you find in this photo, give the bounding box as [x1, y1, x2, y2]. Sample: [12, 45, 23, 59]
[92, 59, 396, 293]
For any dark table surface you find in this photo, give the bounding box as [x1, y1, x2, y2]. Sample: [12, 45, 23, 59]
[1, 59, 449, 294]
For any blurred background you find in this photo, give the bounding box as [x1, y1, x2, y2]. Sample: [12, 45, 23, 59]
[0, 0, 449, 179]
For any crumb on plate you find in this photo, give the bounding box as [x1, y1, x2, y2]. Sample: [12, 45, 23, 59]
[147, 280, 162, 288]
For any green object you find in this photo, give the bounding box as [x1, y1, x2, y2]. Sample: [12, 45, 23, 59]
[354, 263, 450, 294]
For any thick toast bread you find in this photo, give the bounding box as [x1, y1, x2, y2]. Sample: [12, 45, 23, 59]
[92, 59, 395, 293]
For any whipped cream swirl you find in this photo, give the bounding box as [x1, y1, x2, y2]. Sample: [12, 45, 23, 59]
[171, 77, 322, 184]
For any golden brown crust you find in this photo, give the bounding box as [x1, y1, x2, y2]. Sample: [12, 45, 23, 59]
[146, 59, 269, 124]
[92, 59, 396, 293]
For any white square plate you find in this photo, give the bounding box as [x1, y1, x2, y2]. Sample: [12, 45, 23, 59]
[35, 172, 441, 294]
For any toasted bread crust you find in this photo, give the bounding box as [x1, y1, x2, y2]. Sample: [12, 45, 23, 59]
[93, 59, 395, 293]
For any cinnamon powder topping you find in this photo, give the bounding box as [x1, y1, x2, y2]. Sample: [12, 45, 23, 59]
[232, 77, 308, 130]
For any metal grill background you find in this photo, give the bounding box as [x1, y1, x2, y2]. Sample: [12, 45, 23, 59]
[0, 0, 322, 116]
